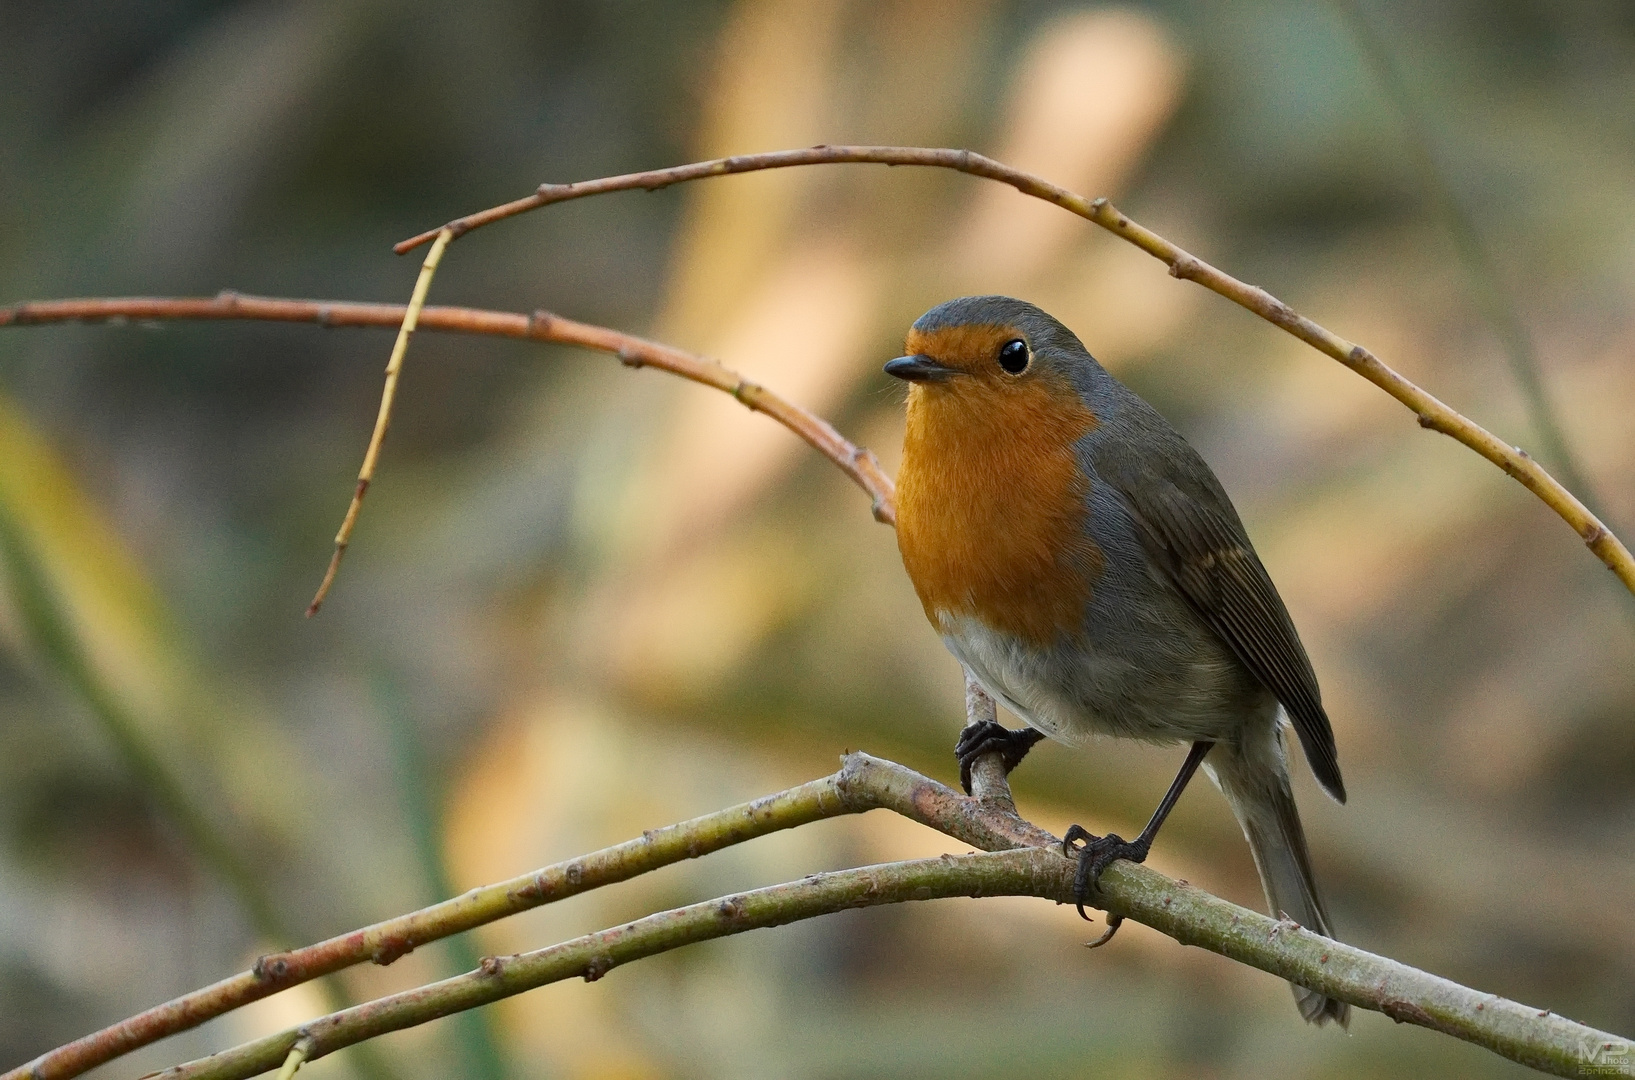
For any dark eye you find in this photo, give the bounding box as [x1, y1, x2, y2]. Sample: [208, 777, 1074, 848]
[997, 338, 1030, 375]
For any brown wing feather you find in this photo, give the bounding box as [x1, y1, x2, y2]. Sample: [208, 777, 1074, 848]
[1122, 480, 1346, 803]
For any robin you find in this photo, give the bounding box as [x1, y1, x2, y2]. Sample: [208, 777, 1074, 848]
[885, 295, 1348, 1025]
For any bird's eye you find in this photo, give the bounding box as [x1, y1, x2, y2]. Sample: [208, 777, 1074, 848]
[997, 338, 1030, 375]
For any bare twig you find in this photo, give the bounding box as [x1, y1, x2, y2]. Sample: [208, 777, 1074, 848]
[307, 228, 451, 615]
[390, 146, 1078, 254]
[0, 770, 866, 1080]
[0, 294, 897, 527]
[159, 849, 1065, 1080]
[109, 754, 1631, 1080]
[960, 669, 1011, 806]
[271, 1039, 312, 1080]
[389, 145, 1635, 597]
[7, 753, 1042, 1080]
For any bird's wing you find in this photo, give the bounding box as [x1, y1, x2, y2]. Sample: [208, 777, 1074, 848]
[1117, 476, 1345, 803]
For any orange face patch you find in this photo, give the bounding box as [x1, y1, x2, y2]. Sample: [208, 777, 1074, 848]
[894, 324, 1103, 647]
[903, 324, 1019, 375]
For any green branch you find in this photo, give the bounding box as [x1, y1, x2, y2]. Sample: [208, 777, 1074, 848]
[33, 754, 1625, 1080]
[11, 747, 1062, 1080]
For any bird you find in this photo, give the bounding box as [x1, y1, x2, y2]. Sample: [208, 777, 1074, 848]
[885, 295, 1348, 1025]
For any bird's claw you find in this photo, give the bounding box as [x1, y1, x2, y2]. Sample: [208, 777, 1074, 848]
[955, 721, 1046, 795]
[1062, 824, 1150, 922]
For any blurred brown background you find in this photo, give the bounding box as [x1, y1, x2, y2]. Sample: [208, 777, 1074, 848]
[2, 1, 1633, 1077]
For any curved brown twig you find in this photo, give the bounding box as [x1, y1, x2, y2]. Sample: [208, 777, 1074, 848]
[391, 146, 1074, 254]
[0, 293, 897, 529]
[391, 144, 1635, 597]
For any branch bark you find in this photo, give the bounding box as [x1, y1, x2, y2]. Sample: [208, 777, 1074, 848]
[1, 752, 1038, 1080]
[14, 755, 1628, 1080]
[2, 774, 857, 1080]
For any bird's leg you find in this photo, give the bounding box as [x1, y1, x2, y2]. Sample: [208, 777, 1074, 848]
[955, 669, 1045, 796]
[1063, 740, 1214, 920]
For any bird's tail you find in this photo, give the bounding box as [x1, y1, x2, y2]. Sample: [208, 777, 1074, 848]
[1206, 729, 1349, 1027]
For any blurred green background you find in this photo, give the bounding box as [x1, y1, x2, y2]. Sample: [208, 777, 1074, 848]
[2, 1, 1633, 1077]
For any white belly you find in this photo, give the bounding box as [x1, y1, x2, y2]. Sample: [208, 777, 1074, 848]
[938, 614, 1106, 745]
[937, 611, 1259, 747]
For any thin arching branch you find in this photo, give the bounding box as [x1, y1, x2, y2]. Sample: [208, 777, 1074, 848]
[390, 145, 1635, 597]
[97, 755, 1635, 1080]
[0, 293, 898, 529]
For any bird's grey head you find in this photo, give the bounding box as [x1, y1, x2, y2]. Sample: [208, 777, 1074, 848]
[886, 295, 1102, 387]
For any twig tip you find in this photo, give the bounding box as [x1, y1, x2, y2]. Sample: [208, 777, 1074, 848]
[1083, 913, 1123, 949]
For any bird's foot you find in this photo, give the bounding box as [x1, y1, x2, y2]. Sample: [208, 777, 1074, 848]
[1062, 824, 1151, 922]
[955, 721, 1046, 795]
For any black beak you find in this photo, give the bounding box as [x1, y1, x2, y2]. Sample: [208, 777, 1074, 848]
[884, 354, 961, 382]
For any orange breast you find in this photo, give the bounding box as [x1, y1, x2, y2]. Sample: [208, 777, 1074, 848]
[895, 365, 1103, 648]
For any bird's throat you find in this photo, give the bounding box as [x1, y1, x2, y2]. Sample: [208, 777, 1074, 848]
[895, 379, 1103, 647]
